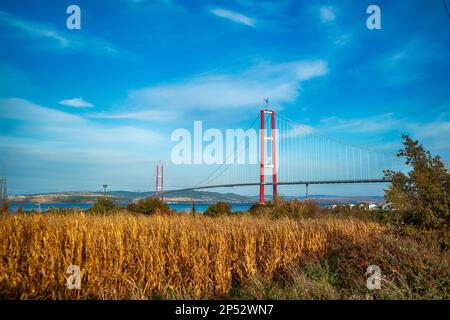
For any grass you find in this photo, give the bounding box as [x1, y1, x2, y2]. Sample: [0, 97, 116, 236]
[0, 204, 448, 300]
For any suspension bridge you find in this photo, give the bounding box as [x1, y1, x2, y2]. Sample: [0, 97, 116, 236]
[159, 109, 407, 204]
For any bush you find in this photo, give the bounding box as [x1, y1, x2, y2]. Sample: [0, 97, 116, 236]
[204, 202, 231, 216]
[384, 135, 450, 229]
[327, 231, 450, 299]
[249, 199, 323, 219]
[46, 207, 83, 215]
[1, 200, 8, 214]
[88, 198, 119, 215]
[127, 197, 171, 215]
[249, 202, 274, 213]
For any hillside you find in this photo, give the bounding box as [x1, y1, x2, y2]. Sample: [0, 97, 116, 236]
[8, 190, 384, 205]
[8, 190, 253, 204]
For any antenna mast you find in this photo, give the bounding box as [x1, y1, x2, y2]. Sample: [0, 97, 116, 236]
[155, 161, 164, 200]
[1, 167, 8, 213]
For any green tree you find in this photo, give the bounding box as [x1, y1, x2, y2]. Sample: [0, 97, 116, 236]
[127, 197, 170, 215]
[88, 198, 118, 215]
[204, 202, 231, 216]
[384, 135, 450, 228]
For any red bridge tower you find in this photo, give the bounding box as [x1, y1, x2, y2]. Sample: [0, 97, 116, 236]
[260, 109, 278, 204]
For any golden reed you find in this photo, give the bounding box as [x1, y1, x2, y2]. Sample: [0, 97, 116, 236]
[0, 212, 383, 299]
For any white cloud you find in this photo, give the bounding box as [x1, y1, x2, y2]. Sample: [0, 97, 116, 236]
[280, 124, 315, 139]
[409, 121, 450, 151]
[334, 34, 350, 46]
[59, 98, 94, 108]
[88, 109, 177, 122]
[126, 60, 328, 112]
[320, 113, 401, 134]
[0, 10, 69, 46]
[1, 98, 85, 124]
[319, 6, 336, 23]
[210, 8, 256, 27]
[356, 39, 449, 86]
[318, 112, 450, 158]
[0, 98, 162, 147]
[0, 10, 119, 55]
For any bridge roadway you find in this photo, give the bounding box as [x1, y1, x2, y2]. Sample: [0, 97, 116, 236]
[161, 178, 392, 195]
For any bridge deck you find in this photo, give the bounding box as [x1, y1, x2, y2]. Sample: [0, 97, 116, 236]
[161, 179, 392, 195]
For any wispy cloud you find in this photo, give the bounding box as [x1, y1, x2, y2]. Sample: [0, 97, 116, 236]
[88, 110, 176, 122]
[210, 8, 256, 27]
[409, 120, 450, 151]
[59, 98, 94, 108]
[126, 60, 328, 114]
[0, 10, 69, 46]
[0, 98, 172, 194]
[0, 98, 162, 146]
[334, 34, 350, 46]
[319, 113, 450, 156]
[0, 10, 119, 55]
[354, 39, 450, 86]
[280, 124, 315, 139]
[320, 113, 401, 134]
[319, 6, 336, 23]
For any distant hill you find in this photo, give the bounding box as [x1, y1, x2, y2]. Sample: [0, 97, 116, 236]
[8, 190, 385, 205]
[8, 190, 253, 204]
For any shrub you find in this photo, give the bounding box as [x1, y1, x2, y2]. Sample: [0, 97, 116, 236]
[327, 231, 450, 299]
[46, 207, 83, 215]
[127, 197, 171, 215]
[204, 202, 231, 216]
[249, 202, 273, 213]
[249, 200, 323, 219]
[88, 198, 119, 215]
[1, 200, 8, 214]
[384, 135, 450, 229]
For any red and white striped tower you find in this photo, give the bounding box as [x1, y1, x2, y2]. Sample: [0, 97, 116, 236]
[259, 109, 278, 204]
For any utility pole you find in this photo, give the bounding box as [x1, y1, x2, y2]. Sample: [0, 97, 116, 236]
[1, 167, 7, 213]
[191, 198, 196, 215]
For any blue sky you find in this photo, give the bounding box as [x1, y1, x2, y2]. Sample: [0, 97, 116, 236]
[0, 0, 449, 196]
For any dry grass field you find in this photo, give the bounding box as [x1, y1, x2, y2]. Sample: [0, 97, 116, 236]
[0, 211, 387, 299]
[0, 207, 448, 300]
